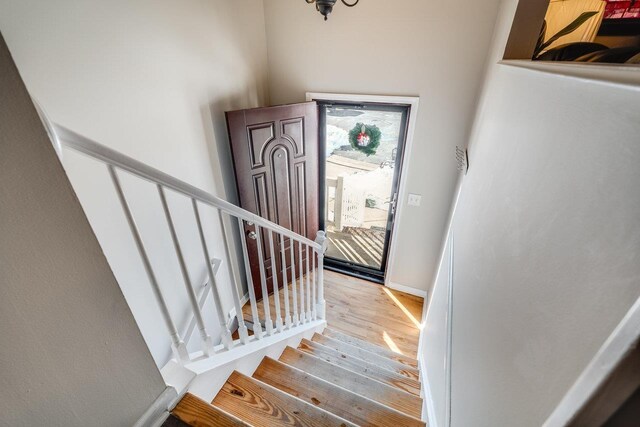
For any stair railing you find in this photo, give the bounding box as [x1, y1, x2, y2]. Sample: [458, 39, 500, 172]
[53, 124, 327, 365]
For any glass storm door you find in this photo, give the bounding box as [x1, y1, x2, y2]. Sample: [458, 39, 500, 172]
[318, 101, 410, 283]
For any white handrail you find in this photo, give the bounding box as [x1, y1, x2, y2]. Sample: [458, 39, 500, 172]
[54, 124, 321, 251]
[54, 122, 327, 366]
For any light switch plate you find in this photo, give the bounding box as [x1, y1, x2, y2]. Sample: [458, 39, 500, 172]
[408, 193, 422, 207]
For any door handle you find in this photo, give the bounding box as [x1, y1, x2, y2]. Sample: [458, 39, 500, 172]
[390, 192, 398, 215]
[247, 231, 257, 240]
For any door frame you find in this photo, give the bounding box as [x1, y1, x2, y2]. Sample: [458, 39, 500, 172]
[306, 93, 420, 288]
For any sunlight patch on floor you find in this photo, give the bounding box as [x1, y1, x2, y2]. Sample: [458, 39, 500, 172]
[382, 331, 404, 355]
[383, 287, 422, 329]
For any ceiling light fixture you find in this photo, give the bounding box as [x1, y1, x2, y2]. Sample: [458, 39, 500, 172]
[305, 0, 360, 21]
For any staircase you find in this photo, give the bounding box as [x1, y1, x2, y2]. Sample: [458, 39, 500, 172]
[46, 122, 425, 426]
[165, 328, 425, 426]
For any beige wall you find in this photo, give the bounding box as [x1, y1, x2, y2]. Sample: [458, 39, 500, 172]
[0, 33, 165, 427]
[263, 0, 502, 291]
[0, 0, 270, 366]
[422, 0, 640, 425]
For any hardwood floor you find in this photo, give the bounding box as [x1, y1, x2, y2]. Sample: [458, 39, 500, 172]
[241, 270, 424, 359]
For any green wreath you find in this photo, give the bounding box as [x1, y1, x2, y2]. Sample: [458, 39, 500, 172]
[348, 123, 381, 156]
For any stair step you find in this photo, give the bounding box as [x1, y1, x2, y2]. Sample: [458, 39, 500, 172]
[279, 347, 423, 419]
[254, 356, 425, 427]
[323, 328, 419, 368]
[312, 333, 420, 381]
[171, 393, 249, 427]
[298, 338, 422, 396]
[212, 371, 356, 426]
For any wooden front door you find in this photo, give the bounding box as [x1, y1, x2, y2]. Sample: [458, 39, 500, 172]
[226, 102, 319, 300]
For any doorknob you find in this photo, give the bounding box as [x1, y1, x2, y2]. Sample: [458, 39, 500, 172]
[390, 192, 398, 215]
[247, 231, 257, 240]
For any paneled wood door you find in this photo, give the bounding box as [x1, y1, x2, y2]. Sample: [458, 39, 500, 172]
[226, 102, 319, 300]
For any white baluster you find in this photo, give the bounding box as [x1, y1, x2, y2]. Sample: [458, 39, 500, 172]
[315, 231, 327, 320]
[254, 226, 274, 335]
[218, 211, 249, 344]
[108, 166, 189, 363]
[192, 200, 232, 350]
[305, 244, 312, 322]
[312, 249, 317, 320]
[290, 239, 299, 326]
[158, 186, 214, 357]
[280, 234, 292, 329]
[237, 217, 263, 339]
[268, 230, 283, 332]
[298, 240, 305, 324]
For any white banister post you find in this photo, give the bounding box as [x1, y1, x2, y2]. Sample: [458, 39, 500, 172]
[108, 166, 189, 363]
[315, 231, 328, 320]
[298, 241, 305, 324]
[290, 240, 299, 326]
[158, 186, 215, 357]
[192, 200, 233, 350]
[254, 227, 274, 335]
[218, 211, 249, 344]
[311, 248, 317, 320]
[305, 244, 312, 322]
[237, 218, 263, 339]
[268, 230, 284, 332]
[279, 233, 292, 329]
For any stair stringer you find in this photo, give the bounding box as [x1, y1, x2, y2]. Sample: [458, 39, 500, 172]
[162, 319, 326, 404]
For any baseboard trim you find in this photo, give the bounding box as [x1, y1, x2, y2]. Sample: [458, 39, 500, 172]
[133, 386, 179, 427]
[386, 281, 427, 298]
[420, 357, 438, 427]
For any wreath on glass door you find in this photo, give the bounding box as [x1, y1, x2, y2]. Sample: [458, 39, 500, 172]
[348, 123, 381, 156]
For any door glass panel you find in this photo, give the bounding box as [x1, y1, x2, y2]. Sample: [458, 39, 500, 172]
[322, 104, 406, 273]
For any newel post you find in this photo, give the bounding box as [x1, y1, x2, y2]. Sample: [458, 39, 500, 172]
[315, 231, 328, 320]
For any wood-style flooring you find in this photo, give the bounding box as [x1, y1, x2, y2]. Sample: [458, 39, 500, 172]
[241, 270, 424, 359]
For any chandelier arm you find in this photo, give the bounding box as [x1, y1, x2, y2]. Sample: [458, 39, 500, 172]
[341, 0, 359, 6]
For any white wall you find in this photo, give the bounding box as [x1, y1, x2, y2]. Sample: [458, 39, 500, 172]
[0, 33, 165, 427]
[421, 1, 640, 425]
[0, 0, 270, 367]
[421, 232, 452, 427]
[263, 0, 502, 292]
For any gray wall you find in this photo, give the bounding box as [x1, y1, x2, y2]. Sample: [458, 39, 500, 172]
[422, 0, 640, 425]
[263, 0, 502, 292]
[0, 33, 165, 427]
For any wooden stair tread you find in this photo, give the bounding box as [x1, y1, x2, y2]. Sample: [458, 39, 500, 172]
[171, 392, 249, 427]
[298, 339, 421, 396]
[279, 347, 423, 419]
[312, 333, 420, 381]
[253, 356, 425, 427]
[323, 328, 418, 368]
[212, 370, 356, 426]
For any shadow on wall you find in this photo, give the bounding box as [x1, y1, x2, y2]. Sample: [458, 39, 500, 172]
[197, 90, 268, 298]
